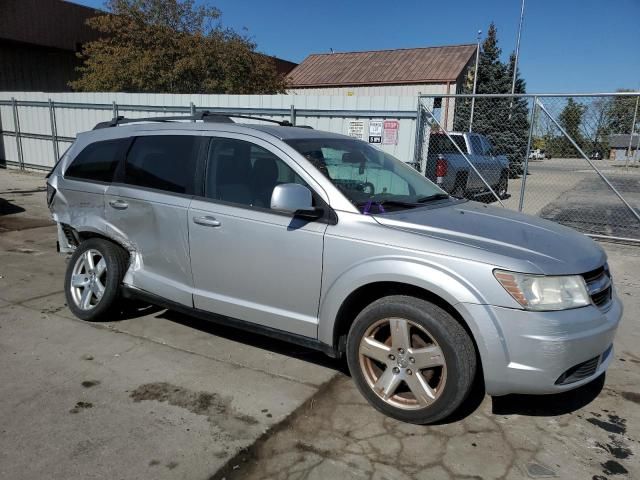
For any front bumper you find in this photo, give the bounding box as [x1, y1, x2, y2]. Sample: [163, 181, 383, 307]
[460, 293, 623, 396]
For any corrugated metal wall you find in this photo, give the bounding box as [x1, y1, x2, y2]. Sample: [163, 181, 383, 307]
[288, 83, 456, 129]
[0, 92, 419, 170]
[288, 83, 447, 97]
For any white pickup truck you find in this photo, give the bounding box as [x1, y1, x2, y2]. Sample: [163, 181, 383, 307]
[424, 132, 509, 200]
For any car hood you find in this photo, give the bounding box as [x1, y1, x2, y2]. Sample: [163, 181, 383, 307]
[373, 200, 606, 275]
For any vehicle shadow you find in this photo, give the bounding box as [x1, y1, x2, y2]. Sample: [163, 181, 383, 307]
[0, 197, 26, 216]
[491, 373, 605, 416]
[155, 308, 348, 373]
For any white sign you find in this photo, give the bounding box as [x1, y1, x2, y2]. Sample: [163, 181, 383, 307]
[347, 120, 365, 140]
[382, 120, 400, 145]
[368, 119, 383, 144]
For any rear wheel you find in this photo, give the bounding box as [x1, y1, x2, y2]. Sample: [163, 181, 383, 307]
[346, 295, 476, 424]
[65, 238, 128, 321]
[451, 173, 468, 198]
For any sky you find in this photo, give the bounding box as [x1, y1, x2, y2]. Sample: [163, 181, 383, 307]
[70, 0, 640, 93]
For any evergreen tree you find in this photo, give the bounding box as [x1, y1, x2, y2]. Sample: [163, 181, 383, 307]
[606, 90, 639, 134]
[453, 23, 529, 177]
[555, 98, 586, 157]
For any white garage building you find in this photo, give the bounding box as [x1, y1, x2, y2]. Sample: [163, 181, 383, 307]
[286, 43, 477, 129]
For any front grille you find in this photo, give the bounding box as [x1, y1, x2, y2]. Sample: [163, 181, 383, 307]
[582, 265, 612, 311]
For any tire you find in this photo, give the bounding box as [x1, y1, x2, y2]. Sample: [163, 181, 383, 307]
[64, 238, 129, 321]
[451, 173, 468, 198]
[493, 172, 508, 199]
[346, 295, 476, 424]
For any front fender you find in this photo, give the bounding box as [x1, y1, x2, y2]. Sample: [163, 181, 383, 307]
[318, 256, 485, 344]
[317, 256, 510, 382]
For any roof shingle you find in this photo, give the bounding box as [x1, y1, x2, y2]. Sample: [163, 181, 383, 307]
[287, 44, 477, 87]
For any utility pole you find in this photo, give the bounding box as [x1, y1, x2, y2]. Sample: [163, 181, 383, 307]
[509, 0, 525, 117]
[625, 94, 639, 168]
[469, 30, 481, 132]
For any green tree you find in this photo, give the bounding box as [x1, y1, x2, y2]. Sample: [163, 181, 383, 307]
[453, 23, 529, 176]
[554, 98, 586, 157]
[606, 89, 639, 134]
[70, 0, 286, 94]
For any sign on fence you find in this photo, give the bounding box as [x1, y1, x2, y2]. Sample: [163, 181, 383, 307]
[383, 120, 399, 145]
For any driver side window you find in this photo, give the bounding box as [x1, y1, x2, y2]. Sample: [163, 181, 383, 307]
[205, 138, 306, 209]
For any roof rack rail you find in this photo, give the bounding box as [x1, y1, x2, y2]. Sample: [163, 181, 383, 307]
[93, 111, 294, 130]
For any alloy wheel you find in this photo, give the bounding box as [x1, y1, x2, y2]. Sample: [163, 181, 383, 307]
[69, 249, 107, 310]
[358, 317, 447, 410]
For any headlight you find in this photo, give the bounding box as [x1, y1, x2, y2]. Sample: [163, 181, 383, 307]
[494, 270, 591, 311]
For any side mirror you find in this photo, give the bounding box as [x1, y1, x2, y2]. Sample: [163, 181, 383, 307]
[270, 183, 316, 215]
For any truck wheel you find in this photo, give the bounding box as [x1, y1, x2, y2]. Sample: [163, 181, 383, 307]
[451, 173, 468, 198]
[493, 172, 508, 199]
[65, 238, 128, 321]
[346, 295, 477, 424]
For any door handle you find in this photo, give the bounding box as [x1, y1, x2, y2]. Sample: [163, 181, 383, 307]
[108, 199, 128, 210]
[193, 215, 221, 227]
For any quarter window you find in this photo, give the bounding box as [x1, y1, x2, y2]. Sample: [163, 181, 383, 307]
[205, 138, 306, 208]
[123, 136, 199, 194]
[65, 139, 124, 182]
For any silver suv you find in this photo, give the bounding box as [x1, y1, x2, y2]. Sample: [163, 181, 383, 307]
[47, 114, 622, 424]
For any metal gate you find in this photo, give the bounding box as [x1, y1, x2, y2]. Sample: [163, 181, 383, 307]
[415, 93, 640, 243]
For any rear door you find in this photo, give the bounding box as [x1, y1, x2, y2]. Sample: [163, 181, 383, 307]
[60, 138, 127, 229]
[467, 134, 490, 191]
[188, 133, 327, 338]
[105, 133, 204, 306]
[479, 135, 502, 186]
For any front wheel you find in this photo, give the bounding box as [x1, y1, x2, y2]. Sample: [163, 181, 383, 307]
[346, 296, 477, 424]
[65, 238, 128, 321]
[493, 172, 508, 199]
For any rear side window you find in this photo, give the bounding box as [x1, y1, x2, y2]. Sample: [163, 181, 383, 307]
[64, 139, 124, 182]
[428, 134, 468, 155]
[123, 136, 199, 194]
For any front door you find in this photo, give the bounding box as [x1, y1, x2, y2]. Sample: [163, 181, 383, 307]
[188, 134, 326, 338]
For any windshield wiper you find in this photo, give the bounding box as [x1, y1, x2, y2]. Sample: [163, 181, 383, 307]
[416, 193, 450, 203]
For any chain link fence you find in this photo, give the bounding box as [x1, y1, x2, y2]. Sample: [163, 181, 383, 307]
[415, 93, 640, 243]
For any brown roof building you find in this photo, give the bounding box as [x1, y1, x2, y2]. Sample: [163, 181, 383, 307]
[286, 44, 477, 128]
[287, 42, 476, 122]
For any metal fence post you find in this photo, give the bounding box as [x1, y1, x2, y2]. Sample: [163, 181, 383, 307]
[413, 98, 424, 173]
[48, 99, 60, 164]
[518, 96, 536, 211]
[190, 102, 196, 122]
[626, 95, 639, 169]
[537, 98, 640, 224]
[11, 97, 24, 170]
[112, 101, 118, 120]
[290, 105, 296, 126]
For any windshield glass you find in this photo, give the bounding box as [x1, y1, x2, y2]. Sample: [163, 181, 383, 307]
[286, 138, 448, 213]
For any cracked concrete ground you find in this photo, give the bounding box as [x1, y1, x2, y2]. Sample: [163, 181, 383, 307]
[212, 243, 640, 480]
[1, 168, 639, 479]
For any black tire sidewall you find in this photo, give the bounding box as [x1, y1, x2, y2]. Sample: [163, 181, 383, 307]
[496, 172, 508, 197]
[64, 238, 127, 321]
[346, 296, 476, 424]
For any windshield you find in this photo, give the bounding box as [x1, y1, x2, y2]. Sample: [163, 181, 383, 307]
[286, 138, 448, 213]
